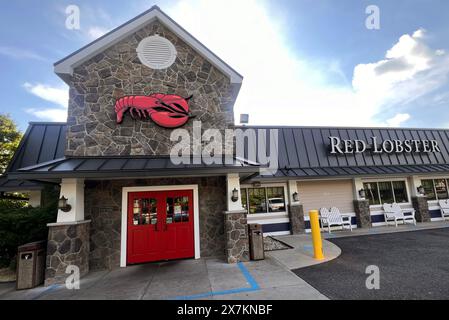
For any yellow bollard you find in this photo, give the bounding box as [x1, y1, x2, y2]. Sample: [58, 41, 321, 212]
[309, 210, 325, 260]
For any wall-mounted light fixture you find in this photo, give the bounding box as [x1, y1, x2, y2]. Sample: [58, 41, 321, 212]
[292, 192, 299, 202]
[417, 185, 425, 196]
[358, 189, 366, 199]
[58, 196, 72, 212]
[231, 188, 239, 202]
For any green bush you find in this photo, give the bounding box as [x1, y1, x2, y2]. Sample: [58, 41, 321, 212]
[0, 194, 58, 268]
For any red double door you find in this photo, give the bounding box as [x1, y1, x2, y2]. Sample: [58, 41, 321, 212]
[127, 190, 194, 264]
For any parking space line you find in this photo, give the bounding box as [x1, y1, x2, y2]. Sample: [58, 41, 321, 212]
[171, 262, 260, 300]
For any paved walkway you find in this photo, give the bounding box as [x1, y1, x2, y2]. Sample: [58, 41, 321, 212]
[0, 256, 327, 300]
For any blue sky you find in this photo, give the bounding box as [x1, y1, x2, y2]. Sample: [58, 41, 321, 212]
[1, 0, 449, 131]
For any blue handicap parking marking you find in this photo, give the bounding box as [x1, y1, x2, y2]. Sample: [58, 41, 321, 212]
[172, 262, 260, 300]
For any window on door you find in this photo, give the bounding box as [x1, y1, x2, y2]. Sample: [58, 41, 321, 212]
[363, 181, 408, 206]
[166, 196, 190, 223]
[241, 186, 286, 214]
[421, 179, 449, 201]
[132, 197, 158, 226]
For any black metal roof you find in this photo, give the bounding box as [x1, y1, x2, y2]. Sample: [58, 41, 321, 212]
[0, 176, 43, 191]
[6, 122, 66, 172]
[5, 122, 449, 185]
[8, 156, 259, 180]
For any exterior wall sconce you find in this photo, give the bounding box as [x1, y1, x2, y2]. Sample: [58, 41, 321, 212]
[417, 185, 425, 196]
[58, 196, 72, 212]
[292, 192, 299, 202]
[358, 189, 366, 199]
[231, 188, 239, 202]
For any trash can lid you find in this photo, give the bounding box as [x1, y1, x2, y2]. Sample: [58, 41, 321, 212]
[18, 240, 46, 252]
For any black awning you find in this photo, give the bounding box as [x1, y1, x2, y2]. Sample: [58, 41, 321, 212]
[246, 164, 449, 181]
[0, 176, 44, 192]
[8, 156, 261, 180]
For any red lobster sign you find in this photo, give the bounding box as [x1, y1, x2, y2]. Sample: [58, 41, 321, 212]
[115, 94, 194, 128]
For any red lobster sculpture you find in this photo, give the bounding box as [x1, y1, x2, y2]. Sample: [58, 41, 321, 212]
[115, 93, 194, 128]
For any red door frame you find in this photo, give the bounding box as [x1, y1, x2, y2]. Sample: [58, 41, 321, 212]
[126, 190, 194, 265]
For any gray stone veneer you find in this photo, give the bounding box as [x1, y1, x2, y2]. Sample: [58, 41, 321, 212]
[223, 210, 249, 263]
[353, 200, 371, 228]
[289, 204, 305, 234]
[45, 221, 90, 286]
[84, 177, 226, 270]
[66, 21, 238, 157]
[412, 196, 431, 222]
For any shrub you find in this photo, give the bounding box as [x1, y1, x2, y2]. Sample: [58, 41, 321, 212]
[0, 189, 58, 268]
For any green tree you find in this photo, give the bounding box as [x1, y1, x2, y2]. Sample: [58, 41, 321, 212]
[0, 114, 22, 174]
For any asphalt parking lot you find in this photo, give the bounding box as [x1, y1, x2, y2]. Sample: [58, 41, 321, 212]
[293, 228, 449, 300]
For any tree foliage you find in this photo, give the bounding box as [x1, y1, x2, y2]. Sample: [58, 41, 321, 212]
[0, 114, 22, 174]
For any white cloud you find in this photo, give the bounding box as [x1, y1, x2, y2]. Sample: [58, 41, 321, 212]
[168, 1, 449, 127]
[23, 83, 69, 108]
[386, 113, 411, 127]
[0, 46, 47, 61]
[26, 108, 67, 122]
[87, 26, 108, 40]
[23, 83, 69, 122]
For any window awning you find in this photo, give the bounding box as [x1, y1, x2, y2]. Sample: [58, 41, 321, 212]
[8, 156, 261, 180]
[251, 164, 449, 181]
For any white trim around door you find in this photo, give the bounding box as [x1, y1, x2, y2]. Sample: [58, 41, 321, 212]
[120, 184, 200, 267]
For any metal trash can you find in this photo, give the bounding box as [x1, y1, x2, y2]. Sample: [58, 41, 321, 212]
[248, 224, 265, 261]
[16, 240, 46, 290]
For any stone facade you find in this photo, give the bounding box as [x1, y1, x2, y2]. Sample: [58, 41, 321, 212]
[45, 221, 90, 286]
[223, 210, 249, 263]
[66, 21, 237, 157]
[289, 204, 305, 234]
[84, 176, 226, 270]
[353, 199, 371, 228]
[412, 196, 431, 222]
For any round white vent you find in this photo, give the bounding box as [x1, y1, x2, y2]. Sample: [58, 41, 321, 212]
[136, 35, 177, 69]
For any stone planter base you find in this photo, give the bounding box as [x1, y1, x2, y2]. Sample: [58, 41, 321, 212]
[223, 210, 249, 263]
[289, 204, 305, 234]
[45, 220, 90, 286]
[412, 196, 431, 222]
[354, 200, 371, 228]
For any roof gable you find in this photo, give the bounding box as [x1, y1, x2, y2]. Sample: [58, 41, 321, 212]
[54, 6, 243, 84]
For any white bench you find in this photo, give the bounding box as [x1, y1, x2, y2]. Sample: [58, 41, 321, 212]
[319, 207, 352, 233]
[438, 200, 449, 220]
[382, 203, 416, 227]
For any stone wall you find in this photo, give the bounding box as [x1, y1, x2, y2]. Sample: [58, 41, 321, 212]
[289, 204, 305, 234]
[84, 176, 226, 270]
[353, 199, 371, 228]
[223, 211, 249, 263]
[66, 21, 237, 157]
[412, 196, 431, 222]
[45, 221, 90, 286]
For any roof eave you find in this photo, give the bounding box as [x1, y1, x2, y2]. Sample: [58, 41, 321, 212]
[54, 6, 243, 85]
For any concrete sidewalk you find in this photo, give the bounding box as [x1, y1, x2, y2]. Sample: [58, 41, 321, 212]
[0, 256, 327, 300]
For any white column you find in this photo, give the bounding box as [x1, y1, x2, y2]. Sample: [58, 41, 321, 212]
[226, 173, 244, 211]
[27, 190, 42, 207]
[57, 178, 85, 223]
[408, 176, 423, 197]
[287, 180, 300, 206]
[353, 178, 365, 200]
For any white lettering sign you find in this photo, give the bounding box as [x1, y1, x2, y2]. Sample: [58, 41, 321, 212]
[329, 136, 441, 154]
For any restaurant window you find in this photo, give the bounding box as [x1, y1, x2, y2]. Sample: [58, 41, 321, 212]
[421, 179, 449, 201]
[363, 181, 408, 205]
[241, 186, 286, 214]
